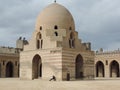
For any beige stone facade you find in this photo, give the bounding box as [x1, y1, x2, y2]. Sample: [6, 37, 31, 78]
[95, 49, 120, 79]
[20, 3, 94, 81]
[0, 47, 19, 77]
[0, 37, 28, 78]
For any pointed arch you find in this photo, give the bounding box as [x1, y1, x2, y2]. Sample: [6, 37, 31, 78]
[36, 32, 43, 49]
[110, 60, 119, 77]
[32, 54, 42, 79]
[96, 61, 105, 77]
[75, 54, 83, 79]
[36, 32, 42, 39]
[69, 32, 75, 48]
[6, 61, 14, 77]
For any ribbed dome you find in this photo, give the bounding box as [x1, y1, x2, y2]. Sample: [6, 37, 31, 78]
[35, 3, 75, 31]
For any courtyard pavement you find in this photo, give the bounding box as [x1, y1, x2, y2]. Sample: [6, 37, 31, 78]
[0, 78, 120, 90]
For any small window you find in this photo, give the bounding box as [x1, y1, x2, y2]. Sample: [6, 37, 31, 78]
[40, 26, 42, 30]
[39, 34, 42, 39]
[54, 32, 58, 36]
[69, 32, 75, 48]
[54, 25, 58, 29]
[37, 40, 40, 49]
[106, 60, 108, 65]
[70, 32, 74, 39]
[15, 61, 17, 66]
[41, 40, 43, 48]
[3, 61, 5, 65]
[69, 27, 72, 30]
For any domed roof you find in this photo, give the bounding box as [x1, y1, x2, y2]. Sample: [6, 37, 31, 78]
[35, 3, 75, 31]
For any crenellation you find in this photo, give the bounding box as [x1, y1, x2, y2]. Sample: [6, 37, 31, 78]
[0, 46, 17, 54]
[96, 49, 120, 55]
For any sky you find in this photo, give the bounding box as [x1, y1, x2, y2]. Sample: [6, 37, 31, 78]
[0, 0, 120, 51]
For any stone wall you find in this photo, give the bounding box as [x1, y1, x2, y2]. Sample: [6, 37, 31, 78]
[0, 53, 19, 77]
[95, 50, 120, 79]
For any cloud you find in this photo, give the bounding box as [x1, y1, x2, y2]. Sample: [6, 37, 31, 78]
[74, 0, 120, 50]
[0, 0, 120, 51]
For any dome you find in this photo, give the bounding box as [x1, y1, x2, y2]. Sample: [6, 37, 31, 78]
[35, 3, 75, 31]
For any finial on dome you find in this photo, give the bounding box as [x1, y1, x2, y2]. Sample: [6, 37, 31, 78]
[54, 0, 56, 3]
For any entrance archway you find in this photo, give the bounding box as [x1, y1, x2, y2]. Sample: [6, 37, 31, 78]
[110, 60, 119, 77]
[32, 54, 42, 79]
[6, 62, 13, 77]
[75, 54, 83, 79]
[96, 61, 104, 77]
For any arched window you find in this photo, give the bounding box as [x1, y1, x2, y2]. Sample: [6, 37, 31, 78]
[41, 40, 43, 49]
[54, 25, 58, 29]
[69, 32, 75, 48]
[54, 32, 58, 36]
[36, 33, 43, 49]
[36, 33, 42, 40]
[37, 40, 40, 49]
[40, 26, 42, 30]
[69, 27, 72, 30]
[39, 34, 42, 39]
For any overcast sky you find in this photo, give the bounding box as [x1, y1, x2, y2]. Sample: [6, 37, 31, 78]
[0, 0, 120, 51]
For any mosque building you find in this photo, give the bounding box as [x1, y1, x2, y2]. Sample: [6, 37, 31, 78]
[0, 2, 119, 81]
[20, 2, 94, 80]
